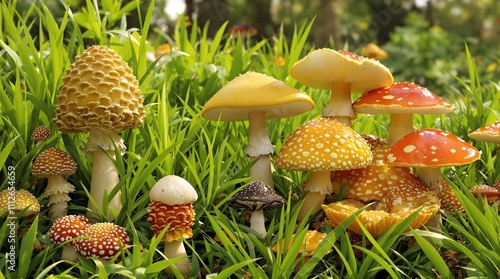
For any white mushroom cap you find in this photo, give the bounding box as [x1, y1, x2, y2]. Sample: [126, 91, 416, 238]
[149, 175, 198, 205]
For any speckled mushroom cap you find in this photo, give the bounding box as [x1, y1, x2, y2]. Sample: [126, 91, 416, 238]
[30, 126, 52, 142]
[228, 180, 286, 211]
[271, 230, 331, 256]
[276, 118, 372, 172]
[353, 82, 455, 114]
[148, 175, 198, 242]
[49, 215, 91, 244]
[201, 71, 315, 121]
[437, 180, 464, 213]
[468, 121, 500, 144]
[470, 184, 500, 203]
[32, 148, 77, 177]
[290, 48, 394, 93]
[0, 189, 40, 217]
[55, 45, 144, 133]
[385, 128, 480, 167]
[74, 222, 130, 259]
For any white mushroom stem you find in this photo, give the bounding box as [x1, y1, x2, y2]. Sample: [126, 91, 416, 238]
[45, 176, 75, 220]
[246, 112, 274, 188]
[323, 82, 355, 127]
[416, 167, 442, 192]
[387, 114, 414, 146]
[61, 245, 79, 261]
[298, 171, 332, 220]
[249, 210, 267, 237]
[164, 240, 191, 278]
[84, 129, 125, 222]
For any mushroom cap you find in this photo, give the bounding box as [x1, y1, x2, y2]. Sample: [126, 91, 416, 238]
[0, 189, 40, 217]
[32, 148, 77, 177]
[353, 82, 455, 114]
[360, 43, 389, 60]
[30, 126, 52, 142]
[149, 175, 198, 205]
[148, 201, 195, 242]
[360, 134, 389, 161]
[470, 184, 500, 202]
[438, 180, 464, 213]
[468, 121, 500, 144]
[290, 48, 394, 92]
[49, 215, 91, 244]
[54, 45, 144, 133]
[271, 230, 331, 256]
[74, 222, 130, 259]
[201, 71, 315, 121]
[228, 181, 286, 211]
[385, 128, 480, 168]
[276, 118, 372, 172]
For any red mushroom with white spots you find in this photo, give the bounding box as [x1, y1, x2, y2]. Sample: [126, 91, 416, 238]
[74, 222, 130, 263]
[148, 175, 198, 278]
[276, 117, 372, 220]
[353, 82, 455, 145]
[384, 128, 480, 191]
[30, 126, 52, 146]
[49, 215, 91, 261]
[31, 147, 77, 220]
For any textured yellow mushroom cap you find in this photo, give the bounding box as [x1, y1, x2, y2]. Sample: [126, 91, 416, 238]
[276, 118, 372, 172]
[201, 71, 315, 121]
[290, 48, 394, 93]
[271, 230, 331, 256]
[55, 45, 144, 133]
[0, 189, 40, 217]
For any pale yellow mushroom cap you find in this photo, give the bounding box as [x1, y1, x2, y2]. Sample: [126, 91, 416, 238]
[0, 189, 40, 217]
[55, 45, 144, 133]
[201, 71, 315, 121]
[290, 48, 394, 93]
[276, 118, 372, 172]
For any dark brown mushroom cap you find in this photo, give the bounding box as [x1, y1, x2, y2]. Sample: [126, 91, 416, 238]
[32, 148, 77, 177]
[228, 181, 286, 211]
[30, 126, 52, 142]
[49, 215, 91, 244]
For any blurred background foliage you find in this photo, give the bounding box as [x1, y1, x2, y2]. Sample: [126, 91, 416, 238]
[13, 0, 500, 92]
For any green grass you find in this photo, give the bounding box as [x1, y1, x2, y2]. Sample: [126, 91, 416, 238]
[1, 0, 500, 278]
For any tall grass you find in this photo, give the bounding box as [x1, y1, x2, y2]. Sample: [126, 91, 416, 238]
[1, 0, 499, 278]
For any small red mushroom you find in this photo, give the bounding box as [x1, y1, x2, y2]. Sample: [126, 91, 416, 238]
[470, 184, 500, 205]
[49, 215, 91, 261]
[30, 126, 52, 146]
[74, 222, 130, 263]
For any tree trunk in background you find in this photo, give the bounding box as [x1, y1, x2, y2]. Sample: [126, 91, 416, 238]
[314, 0, 342, 48]
[197, 0, 229, 37]
[367, 0, 408, 44]
[185, 0, 195, 22]
[244, 0, 274, 39]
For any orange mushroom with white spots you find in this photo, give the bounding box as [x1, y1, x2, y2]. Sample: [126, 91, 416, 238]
[470, 184, 500, 205]
[468, 121, 500, 144]
[30, 126, 52, 146]
[276, 117, 372, 220]
[74, 222, 130, 263]
[49, 215, 91, 261]
[290, 48, 394, 126]
[353, 82, 455, 145]
[31, 147, 77, 219]
[384, 128, 480, 191]
[148, 175, 198, 278]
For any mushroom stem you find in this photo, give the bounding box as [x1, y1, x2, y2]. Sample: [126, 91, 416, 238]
[249, 156, 274, 188]
[45, 175, 75, 219]
[163, 240, 191, 278]
[48, 202, 69, 220]
[387, 114, 414, 146]
[298, 171, 332, 220]
[416, 167, 442, 192]
[323, 82, 355, 127]
[249, 210, 267, 237]
[61, 245, 79, 261]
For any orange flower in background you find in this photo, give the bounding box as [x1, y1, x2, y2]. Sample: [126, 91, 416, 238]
[155, 43, 171, 58]
[360, 43, 388, 60]
[272, 55, 285, 67]
[228, 23, 258, 37]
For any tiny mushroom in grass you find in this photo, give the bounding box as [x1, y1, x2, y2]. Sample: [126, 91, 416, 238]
[31, 147, 77, 220]
[385, 128, 480, 191]
[54, 45, 145, 222]
[468, 121, 500, 144]
[352, 82, 455, 145]
[30, 125, 52, 146]
[276, 117, 372, 220]
[470, 184, 500, 205]
[49, 215, 91, 261]
[74, 222, 130, 263]
[272, 230, 332, 273]
[290, 48, 394, 126]
[201, 71, 315, 188]
[360, 43, 389, 60]
[148, 175, 198, 278]
[228, 180, 286, 237]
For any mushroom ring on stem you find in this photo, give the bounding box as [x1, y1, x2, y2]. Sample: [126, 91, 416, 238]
[54, 45, 145, 222]
[148, 175, 198, 278]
